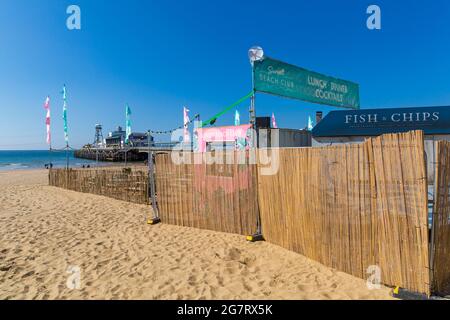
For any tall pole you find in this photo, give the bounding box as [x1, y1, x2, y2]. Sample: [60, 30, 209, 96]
[249, 58, 258, 151]
[251, 66, 261, 236]
[147, 131, 151, 176]
[45, 96, 53, 169]
[250, 69, 256, 127]
[248, 46, 263, 141]
[62, 85, 69, 170]
[248, 47, 263, 241]
[66, 143, 69, 169]
[49, 143, 52, 170]
[147, 130, 160, 224]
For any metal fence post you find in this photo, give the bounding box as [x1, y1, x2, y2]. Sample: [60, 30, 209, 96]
[147, 131, 161, 225]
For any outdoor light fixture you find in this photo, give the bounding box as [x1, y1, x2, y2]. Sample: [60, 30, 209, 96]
[248, 46, 264, 65]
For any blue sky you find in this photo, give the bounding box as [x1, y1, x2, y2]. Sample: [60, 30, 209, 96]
[0, 0, 449, 149]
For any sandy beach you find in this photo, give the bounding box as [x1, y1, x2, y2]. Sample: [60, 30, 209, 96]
[0, 169, 395, 300]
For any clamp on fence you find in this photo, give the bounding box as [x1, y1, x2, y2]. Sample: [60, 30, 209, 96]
[246, 234, 264, 242]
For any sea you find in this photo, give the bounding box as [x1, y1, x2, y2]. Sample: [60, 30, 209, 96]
[0, 150, 99, 171]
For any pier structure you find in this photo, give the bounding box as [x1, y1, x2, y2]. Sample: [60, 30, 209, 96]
[74, 142, 179, 162]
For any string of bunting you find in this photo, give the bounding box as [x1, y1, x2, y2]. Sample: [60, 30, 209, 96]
[149, 114, 201, 135]
[148, 91, 253, 134]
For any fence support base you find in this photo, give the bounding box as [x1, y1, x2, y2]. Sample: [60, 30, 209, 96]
[392, 287, 430, 300]
[246, 233, 264, 242]
[147, 217, 161, 225]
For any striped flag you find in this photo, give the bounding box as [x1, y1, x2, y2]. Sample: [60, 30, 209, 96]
[272, 112, 278, 128]
[44, 96, 51, 145]
[183, 107, 190, 143]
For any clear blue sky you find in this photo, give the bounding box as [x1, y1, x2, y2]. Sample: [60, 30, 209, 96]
[1, 0, 449, 150]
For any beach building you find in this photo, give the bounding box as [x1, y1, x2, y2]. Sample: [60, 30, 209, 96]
[128, 132, 154, 148]
[105, 126, 126, 148]
[103, 127, 154, 149]
[194, 116, 312, 152]
[257, 128, 311, 148]
[311, 106, 450, 184]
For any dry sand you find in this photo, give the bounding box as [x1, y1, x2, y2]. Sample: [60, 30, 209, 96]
[0, 170, 395, 300]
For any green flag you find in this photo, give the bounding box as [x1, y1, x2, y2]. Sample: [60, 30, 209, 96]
[125, 104, 132, 144]
[62, 85, 69, 144]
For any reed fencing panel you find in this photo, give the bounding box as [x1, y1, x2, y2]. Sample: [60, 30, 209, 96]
[49, 167, 149, 204]
[155, 151, 259, 236]
[431, 141, 450, 295]
[257, 131, 430, 295]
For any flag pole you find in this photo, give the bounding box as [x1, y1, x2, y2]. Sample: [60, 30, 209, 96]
[62, 85, 70, 170]
[147, 129, 160, 225]
[66, 143, 69, 170]
[247, 47, 263, 242]
[45, 96, 53, 169]
[250, 66, 256, 130]
[49, 138, 53, 170]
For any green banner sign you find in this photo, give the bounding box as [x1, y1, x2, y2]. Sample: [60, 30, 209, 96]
[253, 57, 360, 109]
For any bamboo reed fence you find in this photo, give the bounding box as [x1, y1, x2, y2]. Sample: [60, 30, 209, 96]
[49, 167, 149, 204]
[257, 131, 430, 295]
[431, 141, 450, 295]
[46, 131, 450, 296]
[154, 151, 259, 236]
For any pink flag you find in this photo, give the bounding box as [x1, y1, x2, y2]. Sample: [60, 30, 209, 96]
[272, 112, 278, 128]
[183, 107, 190, 143]
[44, 96, 51, 145]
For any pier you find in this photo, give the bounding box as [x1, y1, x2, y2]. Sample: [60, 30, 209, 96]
[74, 143, 178, 162]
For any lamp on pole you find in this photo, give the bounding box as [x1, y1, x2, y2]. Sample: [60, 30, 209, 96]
[248, 46, 264, 128]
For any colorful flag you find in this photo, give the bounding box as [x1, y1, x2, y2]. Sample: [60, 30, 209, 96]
[234, 110, 240, 126]
[308, 116, 314, 131]
[183, 107, 190, 143]
[62, 85, 69, 145]
[125, 104, 132, 144]
[44, 96, 51, 145]
[272, 112, 278, 128]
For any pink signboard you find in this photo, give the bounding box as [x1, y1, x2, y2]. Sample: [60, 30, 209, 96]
[194, 124, 252, 152]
